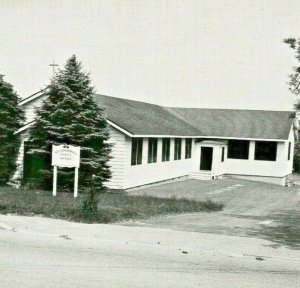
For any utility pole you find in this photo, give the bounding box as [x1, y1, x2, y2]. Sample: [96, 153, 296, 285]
[49, 61, 59, 76]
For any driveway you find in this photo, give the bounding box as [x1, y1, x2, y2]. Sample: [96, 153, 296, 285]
[125, 178, 300, 249]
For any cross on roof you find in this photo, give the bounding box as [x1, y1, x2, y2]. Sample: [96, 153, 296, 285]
[49, 61, 59, 76]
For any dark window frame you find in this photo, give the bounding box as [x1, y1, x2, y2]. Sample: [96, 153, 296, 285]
[148, 138, 158, 163]
[185, 138, 192, 159]
[227, 140, 250, 160]
[288, 142, 291, 161]
[131, 138, 143, 165]
[254, 141, 277, 161]
[162, 138, 170, 162]
[174, 138, 182, 160]
[221, 147, 225, 162]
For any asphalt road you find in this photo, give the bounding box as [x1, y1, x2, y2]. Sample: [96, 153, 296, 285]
[1, 215, 300, 288]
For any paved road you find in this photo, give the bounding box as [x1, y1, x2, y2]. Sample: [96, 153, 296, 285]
[1, 215, 300, 288]
[126, 178, 300, 249]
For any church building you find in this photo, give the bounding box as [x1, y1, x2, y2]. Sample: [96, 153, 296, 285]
[13, 90, 297, 189]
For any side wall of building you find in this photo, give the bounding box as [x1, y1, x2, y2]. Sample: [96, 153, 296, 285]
[22, 95, 47, 125]
[11, 96, 47, 183]
[13, 127, 127, 189]
[105, 127, 127, 189]
[123, 138, 197, 189]
[11, 132, 29, 182]
[216, 127, 294, 178]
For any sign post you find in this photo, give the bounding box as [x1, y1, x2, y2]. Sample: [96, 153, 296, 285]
[52, 144, 80, 198]
[74, 167, 79, 198]
[53, 165, 57, 196]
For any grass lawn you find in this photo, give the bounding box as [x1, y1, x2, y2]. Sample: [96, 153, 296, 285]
[0, 186, 223, 223]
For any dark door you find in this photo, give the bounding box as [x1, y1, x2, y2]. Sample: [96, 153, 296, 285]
[200, 147, 213, 170]
[23, 142, 46, 185]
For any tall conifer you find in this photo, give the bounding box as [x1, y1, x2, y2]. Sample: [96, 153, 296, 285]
[0, 75, 24, 184]
[27, 55, 111, 190]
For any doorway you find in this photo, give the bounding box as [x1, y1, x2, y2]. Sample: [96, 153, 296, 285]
[200, 147, 213, 170]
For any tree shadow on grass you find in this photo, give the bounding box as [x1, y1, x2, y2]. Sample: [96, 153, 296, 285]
[244, 210, 300, 250]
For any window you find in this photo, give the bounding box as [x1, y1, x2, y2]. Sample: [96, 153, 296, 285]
[288, 142, 291, 161]
[162, 138, 170, 162]
[255, 141, 277, 161]
[185, 139, 192, 159]
[221, 147, 225, 162]
[148, 138, 158, 163]
[131, 138, 143, 165]
[227, 140, 249, 159]
[174, 138, 182, 160]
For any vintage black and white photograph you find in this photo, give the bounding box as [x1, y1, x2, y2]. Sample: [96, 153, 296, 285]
[0, 0, 300, 287]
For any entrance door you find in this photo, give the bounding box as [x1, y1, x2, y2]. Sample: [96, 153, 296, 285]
[23, 142, 46, 185]
[200, 147, 213, 170]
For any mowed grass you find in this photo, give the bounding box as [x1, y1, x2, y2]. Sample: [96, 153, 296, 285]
[0, 186, 223, 223]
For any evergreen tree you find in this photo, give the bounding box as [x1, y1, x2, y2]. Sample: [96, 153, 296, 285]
[284, 38, 300, 171]
[0, 75, 25, 184]
[284, 38, 300, 104]
[27, 55, 111, 190]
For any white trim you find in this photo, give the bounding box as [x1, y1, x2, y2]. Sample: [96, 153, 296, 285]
[199, 140, 227, 146]
[19, 89, 46, 106]
[130, 135, 288, 142]
[198, 135, 288, 142]
[106, 120, 133, 137]
[14, 119, 134, 137]
[14, 121, 35, 135]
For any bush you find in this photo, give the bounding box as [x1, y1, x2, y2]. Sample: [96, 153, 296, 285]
[81, 189, 99, 221]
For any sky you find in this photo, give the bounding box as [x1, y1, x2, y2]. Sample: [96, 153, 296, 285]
[1, 0, 300, 110]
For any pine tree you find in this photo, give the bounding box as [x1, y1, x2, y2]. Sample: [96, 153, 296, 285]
[284, 38, 300, 102]
[284, 38, 300, 171]
[27, 55, 111, 191]
[0, 75, 25, 184]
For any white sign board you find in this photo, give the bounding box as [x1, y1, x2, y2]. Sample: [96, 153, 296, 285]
[52, 145, 80, 168]
[52, 145, 80, 198]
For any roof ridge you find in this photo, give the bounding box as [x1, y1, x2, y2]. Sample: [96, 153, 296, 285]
[162, 107, 207, 136]
[95, 94, 163, 108]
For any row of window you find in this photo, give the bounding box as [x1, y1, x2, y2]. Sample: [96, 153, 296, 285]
[227, 140, 291, 161]
[228, 140, 277, 161]
[131, 138, 192, 166]
[132, 139, 291, 166]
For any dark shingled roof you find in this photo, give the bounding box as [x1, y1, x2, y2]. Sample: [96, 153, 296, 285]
[94, 95, 294, 140]
[166, 108, 294, 140]
[93, 95, 203, 136]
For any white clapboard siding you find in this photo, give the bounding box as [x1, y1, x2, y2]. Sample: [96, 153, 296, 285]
[11, 132, 29, 182]
[23, 95, 47, 124]
[15, 92, 127, 189]
[13, 127, 127, 189]
[221, 128, 295, 178]
[123, 138, 198, 189]
[104, 126, 126, 189]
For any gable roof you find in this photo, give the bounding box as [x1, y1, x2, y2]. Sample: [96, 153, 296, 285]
[93, 95, 204, 137]
[18, 92, 294, 140]
[166, 107, 294, 140]
[94, 95, 293, 140]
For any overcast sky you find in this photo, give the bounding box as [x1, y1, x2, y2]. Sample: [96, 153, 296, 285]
[1, 0, 300, 110]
